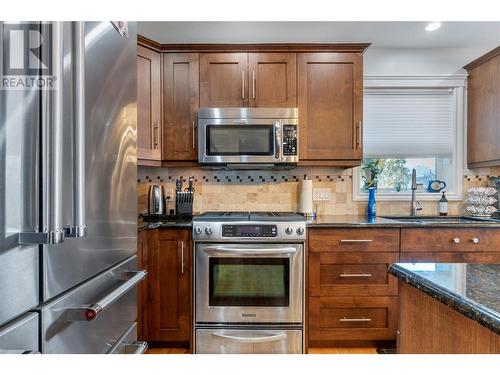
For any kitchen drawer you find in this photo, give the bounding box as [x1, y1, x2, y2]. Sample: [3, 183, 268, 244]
[309, 228, 400, 253]
[401, 251, 500, 263]
[196, 328, 302, 354]
[401, 228, 500, 252]
[309, 252, 399, 296]
[308, 296, 398, 341]
[0, 312, 39, 353]
[40, 256, 146, 354]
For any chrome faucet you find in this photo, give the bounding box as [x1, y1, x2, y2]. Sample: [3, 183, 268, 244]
[410, 169, 422, 216]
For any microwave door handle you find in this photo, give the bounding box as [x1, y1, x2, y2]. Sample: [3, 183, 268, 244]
[274, 121, 281, 160]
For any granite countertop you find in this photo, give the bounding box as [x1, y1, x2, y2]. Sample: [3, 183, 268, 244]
[306, 215, 500, 228]
[138, 214, 193, 231]
[137, 214, 500, 231]
[389, 263, 500, 335]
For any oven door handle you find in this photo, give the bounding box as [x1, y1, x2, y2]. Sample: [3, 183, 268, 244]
[202, 246, 296, 256]
[211, 332, 287, 344]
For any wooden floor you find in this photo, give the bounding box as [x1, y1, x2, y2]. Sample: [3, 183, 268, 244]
[146, 348, 377, 354]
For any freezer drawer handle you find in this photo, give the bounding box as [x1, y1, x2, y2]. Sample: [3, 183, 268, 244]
[64, 21, 87, 238]
[66, 270, 147, 321]
[125, 341, 148, 354]
[211, 332, 287, 343]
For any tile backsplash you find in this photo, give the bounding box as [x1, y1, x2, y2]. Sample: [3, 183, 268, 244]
[137, 166, 500, 216]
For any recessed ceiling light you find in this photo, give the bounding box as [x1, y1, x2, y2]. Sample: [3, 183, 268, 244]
[425, 22, 441, 31]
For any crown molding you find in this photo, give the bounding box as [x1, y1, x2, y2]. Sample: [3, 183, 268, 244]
[463, 45, 500, 71]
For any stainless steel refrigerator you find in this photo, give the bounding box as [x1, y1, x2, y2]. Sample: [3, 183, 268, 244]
[0, 21, 146, 354]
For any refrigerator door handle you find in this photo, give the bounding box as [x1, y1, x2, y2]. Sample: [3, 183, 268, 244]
[65, 21, 87, 238]
[65, 270, 147, 321]
[19, 21, 65, 245]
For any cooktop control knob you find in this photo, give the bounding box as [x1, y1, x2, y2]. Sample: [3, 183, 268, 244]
[205, 227, 213, 235]
[194, 226, 202, 234]
[285, 227, 293, 235]
[296, 227, 305, 235]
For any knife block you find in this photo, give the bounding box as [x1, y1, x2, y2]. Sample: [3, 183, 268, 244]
[176, 191, 194, 216]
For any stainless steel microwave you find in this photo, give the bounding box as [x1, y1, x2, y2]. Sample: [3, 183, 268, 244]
[198, 108, 298, 168]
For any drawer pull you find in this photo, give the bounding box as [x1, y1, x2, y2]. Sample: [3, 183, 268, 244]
[339, 317, 372, 322]
[65, 270, 147, 321]
[339, 273, 372, 278]
[340, 239, 373, 243]
[472, 237, 480, 244]
[453, 237, 460, 244]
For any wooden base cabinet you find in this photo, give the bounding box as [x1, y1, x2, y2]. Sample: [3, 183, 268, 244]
[137, 230, 149, 340]
[308, 228, 399, 348]
[146, 229, 191, 346]
[398, 282, 500, 353]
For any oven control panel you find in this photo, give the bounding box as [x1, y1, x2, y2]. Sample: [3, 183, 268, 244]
[282, 125, 297, 156]
[222, 225, 277, 238]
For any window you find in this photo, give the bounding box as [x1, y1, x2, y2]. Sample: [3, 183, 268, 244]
[354, 78, 466, 201]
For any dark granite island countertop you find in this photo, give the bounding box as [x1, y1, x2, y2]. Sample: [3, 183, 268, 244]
[389, 263, 500, 335]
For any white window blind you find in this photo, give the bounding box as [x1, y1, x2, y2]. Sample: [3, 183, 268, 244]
[363, 89, 454, 158]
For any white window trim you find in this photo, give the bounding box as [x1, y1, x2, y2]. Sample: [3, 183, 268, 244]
[353, 75, 467, 202]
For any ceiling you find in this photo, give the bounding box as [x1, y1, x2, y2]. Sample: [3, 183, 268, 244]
[138, 21, 500, 49]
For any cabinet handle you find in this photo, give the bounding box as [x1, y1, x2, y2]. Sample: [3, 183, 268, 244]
[252, 70, 256, 99]
[453, 237, 460, 244]
[153, 122, 160, 149]
[340, 239, 373, 243]
[241, 70, 245, 100]
[472, 237, 480, 244]
[181, 240, 184, 274]
[192, 121, 196, 149]
[356, 121, 361, 149]
[339, 273, 372, 278]
[339, 317, 372, 322]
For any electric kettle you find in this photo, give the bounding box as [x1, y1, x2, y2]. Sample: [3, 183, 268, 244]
[148, 185, 165, 215]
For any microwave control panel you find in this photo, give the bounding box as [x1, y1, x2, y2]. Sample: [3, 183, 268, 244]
[282, 125, 297, 156]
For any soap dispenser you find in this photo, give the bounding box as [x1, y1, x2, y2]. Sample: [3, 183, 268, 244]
[439, 191, 448, 216]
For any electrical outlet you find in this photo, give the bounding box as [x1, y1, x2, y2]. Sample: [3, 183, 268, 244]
[165, 189, 174, 201]
[313, 188, 332, 201]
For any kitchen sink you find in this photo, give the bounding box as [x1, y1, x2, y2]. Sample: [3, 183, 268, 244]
[381, 216, 493, 224]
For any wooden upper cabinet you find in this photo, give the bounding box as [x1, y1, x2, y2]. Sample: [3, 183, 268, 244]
[464, 47, 500, 168]
[200, 53, 248, 107]
[137, 45, 161, 163]
[163, 53, 199, 161]
[298, 53, 363, 166]
[248, 53, 297, 107]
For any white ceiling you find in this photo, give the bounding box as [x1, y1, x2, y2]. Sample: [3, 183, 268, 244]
[138, 21, 500, 49]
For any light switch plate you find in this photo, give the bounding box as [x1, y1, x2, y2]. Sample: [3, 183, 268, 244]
[313, 188, 332, 201]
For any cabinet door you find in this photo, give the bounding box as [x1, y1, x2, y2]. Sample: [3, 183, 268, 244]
[148, 229, 191, 343]
[298, 53, 363, 164]
[467, 53, 500, 167]
[248, 53, 297, 107]
[137, 45, 161, 162]
[200, 53, 248, 107]
[137, 230, 148, 340]
[163, 53, 199, 161]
